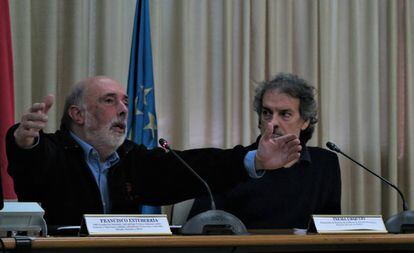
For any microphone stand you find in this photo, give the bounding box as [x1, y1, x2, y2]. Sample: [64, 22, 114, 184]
[159, 138, 248, 235]
[326, 141, 414, 233]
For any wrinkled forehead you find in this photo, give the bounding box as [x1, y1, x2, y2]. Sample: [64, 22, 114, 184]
[84, 78, 127, 100]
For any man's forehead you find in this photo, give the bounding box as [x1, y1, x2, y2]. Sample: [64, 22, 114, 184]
[263, 90, 300, 106]
[86, 79, 127, 97]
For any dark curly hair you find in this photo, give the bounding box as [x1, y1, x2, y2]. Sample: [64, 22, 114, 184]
[253, 73, 317, 144]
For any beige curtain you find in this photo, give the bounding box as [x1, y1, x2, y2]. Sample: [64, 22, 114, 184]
[9, 0, 414, 218]
[9, 0, 136, 131]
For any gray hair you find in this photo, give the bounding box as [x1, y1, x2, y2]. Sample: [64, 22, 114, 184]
[60, 83, 86, 130]
[253, 73, 317, 144]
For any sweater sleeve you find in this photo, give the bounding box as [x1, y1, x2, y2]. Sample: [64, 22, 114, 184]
[123, 144, 250, 205]
[6, 124, 49, 201]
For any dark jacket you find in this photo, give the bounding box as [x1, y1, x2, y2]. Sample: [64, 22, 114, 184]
[189, 139, 341, 229]
[6, 124, 248, 226]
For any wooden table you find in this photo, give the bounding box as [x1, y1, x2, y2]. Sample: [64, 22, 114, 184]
[2, 233, 414, 253]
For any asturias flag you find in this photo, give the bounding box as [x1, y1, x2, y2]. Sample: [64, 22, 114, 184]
[0, 0, 17, 200]
[127, 0, 160, 214]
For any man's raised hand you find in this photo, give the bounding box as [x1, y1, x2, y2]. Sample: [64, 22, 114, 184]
[14, 95, 54, 148]
[255, 122, 302, 170]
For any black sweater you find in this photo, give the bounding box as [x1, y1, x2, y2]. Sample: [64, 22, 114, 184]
[189, 141, 341, 229]
[6, 124, 248, 226]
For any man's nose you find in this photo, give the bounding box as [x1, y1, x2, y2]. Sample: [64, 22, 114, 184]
[269, 115, 280, 127]
[118, 101, 128, 116]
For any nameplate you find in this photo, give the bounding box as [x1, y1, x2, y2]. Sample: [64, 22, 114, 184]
[308, 215, 387, 234]
[80, 214, 172, 236]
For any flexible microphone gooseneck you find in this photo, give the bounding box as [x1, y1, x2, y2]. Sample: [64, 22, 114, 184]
[326, 142, 408, 211]
[326, 141, 414, 233]
[158, 138, 247, 235]
[159, 138, 216, 211]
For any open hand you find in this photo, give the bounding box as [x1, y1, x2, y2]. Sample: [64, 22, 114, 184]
[255, 122, 302, 170]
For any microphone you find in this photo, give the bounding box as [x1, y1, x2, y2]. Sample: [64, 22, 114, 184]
[159, 138, 216, 210]
[158, 138, 247, 235]
[326, 141, 414, 233]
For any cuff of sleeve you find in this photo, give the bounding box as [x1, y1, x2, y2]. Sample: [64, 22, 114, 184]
[244, 150, 265, 179]
[21, 137, 40, 149]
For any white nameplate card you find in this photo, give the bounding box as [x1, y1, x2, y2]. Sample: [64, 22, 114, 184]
[80, 214, 172, 236]
[308, 215, 387, 234]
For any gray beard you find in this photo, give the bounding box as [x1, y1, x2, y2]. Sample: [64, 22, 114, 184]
[84, 112, 126, 155]
[86, 127, 126, 153]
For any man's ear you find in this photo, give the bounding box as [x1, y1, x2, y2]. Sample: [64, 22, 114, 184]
[301, 119, 310, 130]
[68, 105, 85, 125]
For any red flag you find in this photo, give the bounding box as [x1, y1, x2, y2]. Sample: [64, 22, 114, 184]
[0, 0, 17, 199]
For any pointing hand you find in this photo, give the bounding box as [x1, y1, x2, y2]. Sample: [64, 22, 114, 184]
[14, 95, 54, 148]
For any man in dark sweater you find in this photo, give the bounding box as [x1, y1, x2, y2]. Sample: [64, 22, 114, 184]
[189, 73, 341, 229]
[6, 76, 302, 227]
